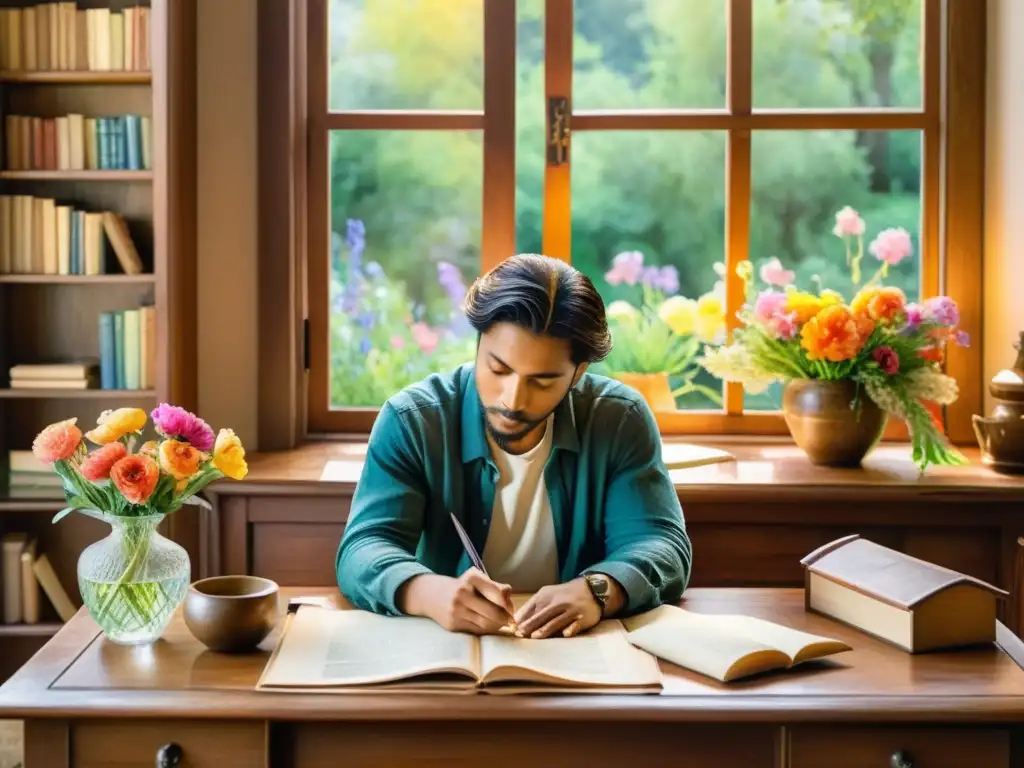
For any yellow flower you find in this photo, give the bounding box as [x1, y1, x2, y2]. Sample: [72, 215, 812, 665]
[606, 300, 639, 324]
[213, 428, 248, 480]
[784, 291, 828, 324]
[657, 296, 697, 336]
[84, 408, 147, 445]
[158, 439, 204, 480]
[695, 292, 726, 343]
[819, 289, 844, 307]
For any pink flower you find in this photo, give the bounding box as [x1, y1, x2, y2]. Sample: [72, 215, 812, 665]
[753, 290, 788, 324]
[150, 404, 215, 452]
[902, 302, 924, 332]
[869, 227, 913, 266]
[833, 206, 866, 238]
[758, 257, 795, 287]
[772, 312, 799, 340]
[923, 296, 959, 327]
[390, 334, 406, 350]
[604, 251, 644, 286]
[872, 346, 900, 375]
[410, 322, 439, 354]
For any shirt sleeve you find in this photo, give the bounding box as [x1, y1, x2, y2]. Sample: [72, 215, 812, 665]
[335, 402, 433, 615]
[581, 399, 693, 614]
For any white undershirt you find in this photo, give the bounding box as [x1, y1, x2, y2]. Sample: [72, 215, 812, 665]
[481, 415, 559, 592]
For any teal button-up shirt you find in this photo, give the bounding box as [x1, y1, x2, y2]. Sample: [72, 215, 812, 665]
[336, 364, 692, 616]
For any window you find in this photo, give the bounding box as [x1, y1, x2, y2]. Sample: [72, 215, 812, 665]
[305, 0, 983, 440]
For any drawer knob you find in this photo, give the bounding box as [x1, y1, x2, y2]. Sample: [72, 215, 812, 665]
[156, 742, 183, 768]
[890, 750, 914, 768]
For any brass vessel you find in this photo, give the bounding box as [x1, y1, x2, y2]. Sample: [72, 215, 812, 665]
[782, 378, 887, 466]
[973, 330, 1024, 475]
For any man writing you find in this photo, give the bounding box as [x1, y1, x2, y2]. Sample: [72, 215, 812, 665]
[336, 253, 692, 639]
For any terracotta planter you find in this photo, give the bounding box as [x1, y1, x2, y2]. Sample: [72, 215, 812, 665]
[782, 379, 887, 467]
[616, 372, 677, 412]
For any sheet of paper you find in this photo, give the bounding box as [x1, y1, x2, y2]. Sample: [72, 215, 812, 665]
[258, 606, 478, 688]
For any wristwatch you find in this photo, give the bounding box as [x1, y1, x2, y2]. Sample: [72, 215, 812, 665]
[584, 573, 611, 617]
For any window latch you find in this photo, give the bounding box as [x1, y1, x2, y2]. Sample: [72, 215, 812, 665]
[547, 96, 570, 166]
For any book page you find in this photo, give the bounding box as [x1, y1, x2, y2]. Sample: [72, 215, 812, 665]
[623, 605, 850, 682]
[478, 620, 662, 688]
[258, 606, 479, 688]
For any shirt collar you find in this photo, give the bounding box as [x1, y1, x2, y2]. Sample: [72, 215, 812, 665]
[460, 366, 580, 463]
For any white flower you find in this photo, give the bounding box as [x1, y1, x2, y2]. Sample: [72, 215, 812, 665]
[698, 343, 777, 394]
[906, 368, 959, 405]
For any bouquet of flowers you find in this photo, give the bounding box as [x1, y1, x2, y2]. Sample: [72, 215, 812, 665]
[32, 403, 248, 521]
[699, 206, 969, 472]
[30, 404, 248, 642]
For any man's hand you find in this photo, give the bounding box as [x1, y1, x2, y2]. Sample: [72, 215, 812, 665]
[398, 568, 515, 635]
[513, 578, 604, 639]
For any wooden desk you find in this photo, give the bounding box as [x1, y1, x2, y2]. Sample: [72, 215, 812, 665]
[3, 587, 1024, 767]
[202, 441, 1024, 635]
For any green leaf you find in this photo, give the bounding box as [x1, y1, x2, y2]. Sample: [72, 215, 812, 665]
[52, 507, 78, 523]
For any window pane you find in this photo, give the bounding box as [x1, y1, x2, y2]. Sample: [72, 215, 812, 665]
[571, 131, 727, 412]
[516, 0, 544, 253]
[328, 0, 483, 111]
[328, 130, 481, 408]
[572, 0, 726, 110]
[744, 129, 923, 410]
[753, 0, 922, 109]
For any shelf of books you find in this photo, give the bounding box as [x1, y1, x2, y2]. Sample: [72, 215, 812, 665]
[0, 0, 197, 685]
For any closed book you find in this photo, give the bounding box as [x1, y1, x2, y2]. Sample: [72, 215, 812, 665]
[2, 532, 27, 624]
[113, 310, 124, 389]
[98, 311, 116, 388]
[123, 308, 140, 389]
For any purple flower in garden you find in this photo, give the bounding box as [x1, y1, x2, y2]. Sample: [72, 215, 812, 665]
[359, 337, 372, 355]
[923, 296, 959, 327]
[364, 261, 384, 279]
[640, 265, 679, 294]
[604, 251, 644, 286]
[340, 219, 367, 315]
[437, 261, 467, 305]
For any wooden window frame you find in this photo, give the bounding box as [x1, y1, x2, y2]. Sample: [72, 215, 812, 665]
[259, 0, 985, 448]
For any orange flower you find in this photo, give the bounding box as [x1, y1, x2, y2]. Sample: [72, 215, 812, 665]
[31, 418, 82, 463]
[918, 345, 944, 364]
[80, 442, 128, 482]
[110, 455, 160, 504]
[852, 286, 905, 324]
[158, 439, 203, 480]
[800, 305, 875, 362]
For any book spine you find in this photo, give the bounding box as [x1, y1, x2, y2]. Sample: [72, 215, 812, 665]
[98, 311, 115, 389]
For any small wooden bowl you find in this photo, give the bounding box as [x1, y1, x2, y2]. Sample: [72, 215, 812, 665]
[183, 575, 280, 653]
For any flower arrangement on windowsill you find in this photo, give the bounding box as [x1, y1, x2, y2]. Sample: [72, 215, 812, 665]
[698, 206, 969, 472]
[600, 250, 726, 411]
[30, 404, 248, 645]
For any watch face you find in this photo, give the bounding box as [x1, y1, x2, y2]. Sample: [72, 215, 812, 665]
[589, 575, 609, 599]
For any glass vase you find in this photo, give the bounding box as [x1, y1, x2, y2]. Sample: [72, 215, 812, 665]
[77, 512, 191, 645]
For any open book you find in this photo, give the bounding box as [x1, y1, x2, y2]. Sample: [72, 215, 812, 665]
[622, 604, 852, 682]
[256, 605, 663, 694]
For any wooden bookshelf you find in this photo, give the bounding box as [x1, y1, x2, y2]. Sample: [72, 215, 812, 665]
[0, 0, 197, 680]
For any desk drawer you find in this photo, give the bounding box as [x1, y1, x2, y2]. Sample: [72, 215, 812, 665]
[284, 722, 777, 767]
[788, 725, 1010, 768]
[72, 720, 266, 767]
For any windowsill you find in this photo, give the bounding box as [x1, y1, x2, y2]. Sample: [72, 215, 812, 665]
[208, 438, 1023, 499]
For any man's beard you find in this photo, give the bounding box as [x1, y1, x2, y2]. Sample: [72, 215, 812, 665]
[482, 405, 553, 452]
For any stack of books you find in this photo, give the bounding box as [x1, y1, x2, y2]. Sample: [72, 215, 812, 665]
[8, 360, 98, 390]
[5, 448, 63, 499]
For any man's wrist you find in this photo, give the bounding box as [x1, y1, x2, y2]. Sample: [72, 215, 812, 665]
[396, 573, 446, 618]
[581, 572, 626, 618]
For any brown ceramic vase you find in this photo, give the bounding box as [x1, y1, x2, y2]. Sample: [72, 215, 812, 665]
[782, 379, 887, 467]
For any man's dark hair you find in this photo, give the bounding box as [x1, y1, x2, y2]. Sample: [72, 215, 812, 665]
[462, 253, 612, 365]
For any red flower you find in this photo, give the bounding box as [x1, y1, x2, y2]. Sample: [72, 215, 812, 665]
[872, 345, 900, 375]
[80, 442, 128, 482]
